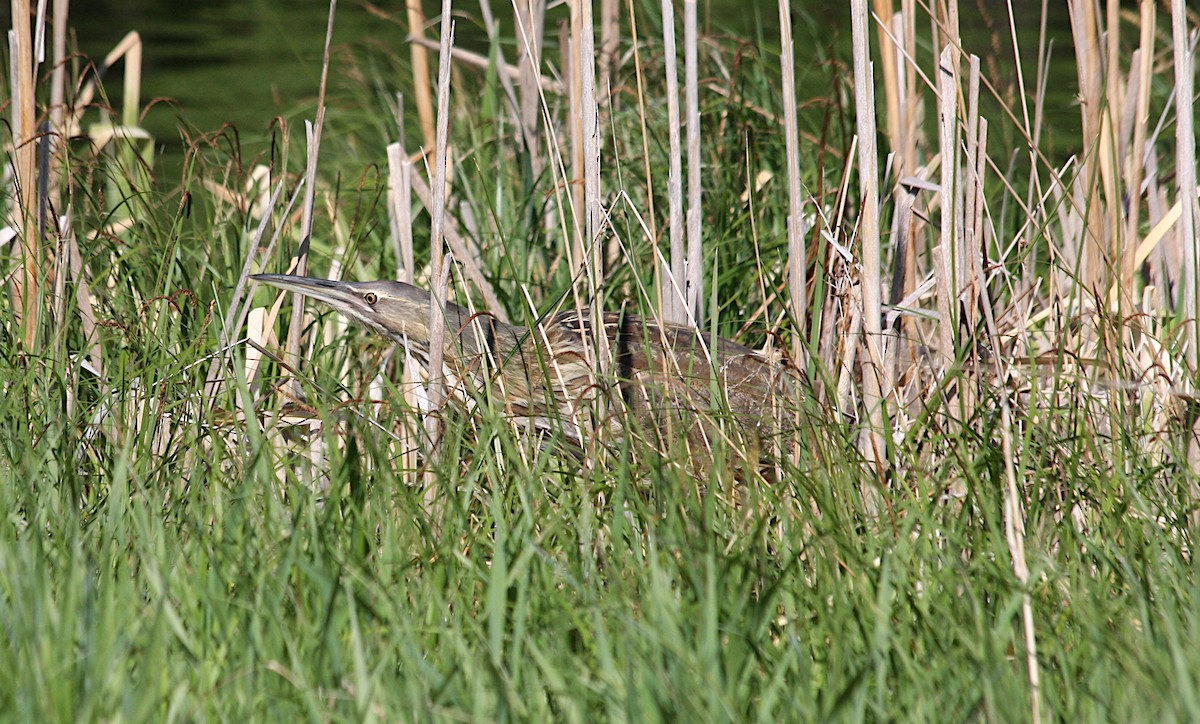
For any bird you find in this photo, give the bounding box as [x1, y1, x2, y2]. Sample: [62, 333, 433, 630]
[251, 274, 801, 460]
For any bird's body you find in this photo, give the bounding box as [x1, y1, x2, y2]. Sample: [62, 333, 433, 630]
[252, 274, 799, 455]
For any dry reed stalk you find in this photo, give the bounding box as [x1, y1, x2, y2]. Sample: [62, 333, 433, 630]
[683, 0, 703, 323]
[1171, 0, 1198, 371]
[406, 0, 437, 150]
[879, 6, 922, 373]
[1067, 0, 1106, 295]
[387, 141, 422, 484]
[50, 210, 70, 374]
[571, 0, 613, 468]
[514, 0, 546, 181]
[872, 0, 901, 164]
[64, 213, 102, 377]
[971, 119, 988, 320]
[387, 144, 416, 285]
[1170, 1, 1200, 475]
[899, 0, 918, 177]
[817, 136, 859, 405]
[47, 0, 68, 216]
[425, 0, 456, 465]
[561, 18, 584, 298]
[935, 46, 958, 380]
[625, 0, 657, 246]
[884, 182, 916, 388]
[849, 0, 888, 493]
[598, 0, 619, 106]
[778, 0, 807, 367]
[1121, 1, 1155, 300]
[10, 0, 39, 350]
[119, 32, 142, 126]
[407, 35, 564, 95]
[836, 284, 864, 419]
[963, 56, 980, 315]
[660, 0, 685, 323]
[574, 0, 603, 289]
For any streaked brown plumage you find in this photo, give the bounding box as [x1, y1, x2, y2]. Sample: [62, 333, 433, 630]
[251, 274, 799, 454]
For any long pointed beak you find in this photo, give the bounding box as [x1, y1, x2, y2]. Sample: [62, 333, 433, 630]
[250, 273, 396, 340]
[251, 274, 360, 311]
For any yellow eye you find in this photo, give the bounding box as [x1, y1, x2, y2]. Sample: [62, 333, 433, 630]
[363, 292, 378, 305]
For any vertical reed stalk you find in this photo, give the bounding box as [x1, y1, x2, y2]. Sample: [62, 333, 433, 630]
[425, 0, 456, 467]
[1171, 0, 1198, 371]
[407, 0, 437, 150]
[660, 0, 685, 322]
[1013, 0, 1046, 292]
[598, 0, 619, 105]
[1067, 0, 1104, 293]
[563, 16, 584, 293]
[387, 141, 421, 483]
[935, 45, 958, 377]
[778, 0, 807, 360]
[626, 0, 657, 245]
[515, 0, 546, 179]
[849, 0, 888, 492]
[48, 0, 68, 213]
[873, 0, 901, 161]
[683, 0, 703, 322]
[1121, 1, 1155, 299]
[10, 0, 39, 350]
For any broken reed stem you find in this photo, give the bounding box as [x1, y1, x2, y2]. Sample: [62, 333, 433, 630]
[849, 0, 888, 497]
[387, 143, 416, 285]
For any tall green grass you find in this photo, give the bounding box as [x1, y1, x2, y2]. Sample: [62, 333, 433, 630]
[3, 0, 1200, 720]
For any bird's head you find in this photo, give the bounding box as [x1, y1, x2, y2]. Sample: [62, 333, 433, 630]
[251, 274, 443, 345]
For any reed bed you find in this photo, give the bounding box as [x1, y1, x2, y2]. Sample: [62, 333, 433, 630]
[2, 0, 1200, 719]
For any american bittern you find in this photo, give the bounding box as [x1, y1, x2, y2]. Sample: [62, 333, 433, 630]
[252, 274, 799, 456]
